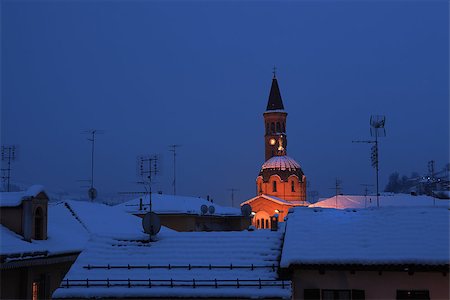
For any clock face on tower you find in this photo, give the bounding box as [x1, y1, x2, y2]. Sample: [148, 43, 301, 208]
[269, 138, 276, 146]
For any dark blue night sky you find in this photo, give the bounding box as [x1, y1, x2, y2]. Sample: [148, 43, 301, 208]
[1, 1, 448, 206]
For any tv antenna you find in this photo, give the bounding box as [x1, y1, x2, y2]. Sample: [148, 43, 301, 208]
[137, 154, 160, 213]
[361, 183, 373, 208]
[1, 145, 17, 192]
[82, 129, 104, 201]
[352, 115, 386, 208]
[169, 144, 181, 195]
[328, 178, 341, 209]
[227, 188, 239, 207]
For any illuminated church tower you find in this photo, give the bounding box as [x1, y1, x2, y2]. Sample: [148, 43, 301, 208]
[242, 72, 308, 229]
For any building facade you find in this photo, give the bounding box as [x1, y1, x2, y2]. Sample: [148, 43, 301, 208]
[242, 74, 309, 229]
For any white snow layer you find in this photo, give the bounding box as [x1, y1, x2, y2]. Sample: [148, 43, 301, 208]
[309, 194, 449, 209]
[280, 206, 450, 268]
[0, 185, 46, 207]
[53, 228, 290, 299]
[114, 193, 242, 216]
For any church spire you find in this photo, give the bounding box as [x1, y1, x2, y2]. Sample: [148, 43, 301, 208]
[266, 70, 285, 111]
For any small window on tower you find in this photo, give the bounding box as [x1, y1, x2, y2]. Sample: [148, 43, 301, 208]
[266, 123, 269, 134]
[283, 123, 285, 132]
[271, 123, 275, 133]
[291, 181, 295, 192]
[272, 181, 277, 192]
[276, 122, 281, 132]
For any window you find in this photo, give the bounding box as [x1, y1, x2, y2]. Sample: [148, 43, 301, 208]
[282, 123, 286, 132]
[396, 290, 430, 300]
[265, 219, 269, 229]
[272, 181, 277, 192]
[271, 122, 275, 133]
[34, 207, 43, 240]
[304, 289, 364, 300]
[261, 219, 265, 229]
[322, 290, 351, 300]
[259, 183, 262, 194]
[276, 122, 281, 132]
[266, 123, 269, 134]
[256, 219, 260, 228]
[291, 180, 295, 192]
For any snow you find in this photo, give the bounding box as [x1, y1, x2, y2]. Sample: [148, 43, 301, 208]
[1, 201, 88, 260]
[114, 193, 242, 216]
[241, 194, 309, 207]
[309, 194, 450, 209]
[280, 206, 450, 268]
[261, 156, 301, 171]
[53, 227, 290, 298]
[0, 185, 46, 207]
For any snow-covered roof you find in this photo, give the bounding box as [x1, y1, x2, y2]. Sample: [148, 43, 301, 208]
[114, 193, 242, 216]
[53, 228, 290, 299]
[280, 206, 450, 268]
[1, 201, 88, 261]
[241, 194, 309, 207]
[261, 156, 300, 171]
[309, 194, 450, 209]
[0, 185, 46, 207]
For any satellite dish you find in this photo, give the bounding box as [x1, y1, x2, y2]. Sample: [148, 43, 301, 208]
[200, 204, 208, 215]
[88, 187, 97, 200]
[208, 205, 215, 214]
[142, 212, 161, 235]
[241, 204, 252, 217]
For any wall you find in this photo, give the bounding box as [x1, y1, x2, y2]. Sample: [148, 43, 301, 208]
[1, 256, 78, 300]
[292, 269, 449, 300]
[0, 205, 24, 235]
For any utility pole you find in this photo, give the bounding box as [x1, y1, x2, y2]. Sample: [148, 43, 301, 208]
[1, 145, 17, 192]
[169, 145, 181, 195]
[227, 188, 239, 207]
[361, 184, 373, 208]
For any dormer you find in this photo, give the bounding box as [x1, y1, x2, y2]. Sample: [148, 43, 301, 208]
[0, 185, 48, 241]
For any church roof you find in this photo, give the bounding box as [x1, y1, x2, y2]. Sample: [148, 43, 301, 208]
[266, 77, 285, 111]
[261, 156, 300, 171]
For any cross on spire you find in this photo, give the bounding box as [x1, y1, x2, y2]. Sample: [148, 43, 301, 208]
[272, 66, 277, 78]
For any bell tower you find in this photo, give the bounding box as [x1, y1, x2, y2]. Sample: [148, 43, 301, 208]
[264, 72, 288, 161]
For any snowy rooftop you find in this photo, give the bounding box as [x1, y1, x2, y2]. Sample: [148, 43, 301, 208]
[261, 156, 300, 171]
[115, 193, 242, 216]
[0, 185, 46, 207]
[309, 194, 449, 209]
[280, 206, 450, 268]
[242, 194, 309, 207]
[53, 228, 290, 299]
[1, 201, 88, 261]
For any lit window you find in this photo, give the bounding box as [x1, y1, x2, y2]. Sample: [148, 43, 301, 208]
[32, 282, 39, 300]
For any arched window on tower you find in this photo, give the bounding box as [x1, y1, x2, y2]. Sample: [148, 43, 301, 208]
[265, 219, 269, 229]
[272, 181, 277, 192]
[34, 207, 43, 240]
[282, 123, 286, 132]
[261, 219, 265, 229]
[276, 122, 281, 133]
[266, 123, 269, 135]
[291, 180, 295, 192]
[257, 219, 260, 229]
[270, 123, 275, 133]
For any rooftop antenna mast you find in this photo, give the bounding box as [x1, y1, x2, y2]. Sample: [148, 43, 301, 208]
[169, 145, 181, 195]
[227, 188, 239, 207]
[138, 154, 159, 212]
[82, 129, 104, 201]
[1, 145, 17, 192]
[328, 178, 341, 209]
[352, 115, 386, 208]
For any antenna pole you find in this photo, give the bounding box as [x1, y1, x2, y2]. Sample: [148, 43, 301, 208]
[228, 188, 239, 207]
[1, 146, 16, 192]
[169, 145, 181, 195]
[375, 134, 379, 208]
